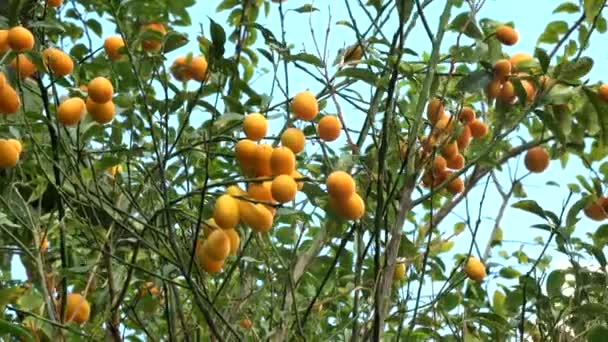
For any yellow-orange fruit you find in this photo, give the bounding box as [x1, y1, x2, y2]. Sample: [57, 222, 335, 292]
[190, 55, 208, 82]
[248, 181, 273, 202]
[447, 154, 464, 170]
[393, 263, 406, 281]
[584, 197, 608, 221]
[463, 256, 486, 281]
[599, 85, 608, 102]
[7, 26, 35, 52]
[42, 48, 73, 77]
[458, 107, 476, 124]
[493, 59, 511, 82]
[498, 80, 515, 103]
[202, 229, 231, 261]
[330, 192, 365, 220]
[47, 0, 63, 7]
[509, 52, 533, 71]
[457, 125, 471, 151]
[141, 22, 166, 52]
[486, 79, 502, 101]
[240, 202, 274, 232]
[213, 194, 240, 229]
[243, 113, 267, 141]
[226, 185, 246, 197]
[86, 98, 115, 124]
[138, 282, 160, 297]
[427, 98, 445, 125]
[107, 164, 122, 177]
[524, 146, 550, 173]
[10, 54, 36, 79]
[225, 228, 240, 254]
[421, 135, 438, 155]
[58, 293, 90, 324]
[317, 115, 341, 142]
[0, 139, 20, 168]
[270, 146, 296, 176]
[495, 25, 518, 46]
[7, 139, 22, 155]
[468, 119, 488, 139]
[253, 144, 273, 177]
[240, 318, 253, 329]
[235, 139, 257, 175]
[0, 72, 6, 90]
[521, 80, 535, 103]
[326, 171, 356, 199]
[103, 35, 125, 61]
[271, 175, 298, 203]
[281, 127, 306, 153]
[441, 141, 458, 160]
[432, 155, 447, 173]
[291, 90, 318, 121]
[57, 97, 85, 126]
[197, 244, 224, 273]
[0, 30, 8, 53]
[292, 170, 304, 190]
[434, 115, 454, 135]
[0, 85, 21, 114]
[170, 56, 191, 82]
[87, 77, 113, 103]
[40, 238, 49, 252]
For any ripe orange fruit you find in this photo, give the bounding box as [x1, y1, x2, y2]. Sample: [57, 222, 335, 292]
[330, 192, 365, 220]
[292, 170, 304, 190]
[291, 90, 318, 121]
[326, 171, 356, 199]
[7, 139, 22, 155]
[197, 245, 224, 273]
[86, 98, 115, 124]
[485, 79, 502, 101]
[498, 80, 515, 103]
[243, 113, 267, 141]
[463, 256, 486, 281]
[427, 98, 445, 125]
[202, 229, 231, 261]
[280, 127, 306, 153]
[10, 54, 36, 79]
[87, 77, 113, 103]
[524, 146, 550, 173]
[457, 125, 471, 151]
[441, 141, 458, 160]
[57, 97, 85, 126]
[458, 107, 476, 124]
[0, 139, 20, 168]
[240, 318, 253, 329]
[7, 26, 35, 52]
[434, 115, 454, 135]
[42, 48, 73, 77]
[0, 30, 8, 53]
[584, 197, 608, 221]
[47, 0, 63, 7]
[138, 282, 160, 297]
[40, 238, 49, 252]
[317, 115, 341, 142]
[271, 175, 298, 203]
[432, 155, 447, 173]
[248, 181, 273, 202]
[270, 146, 296, 176]
[393, 263, 406, 281]
[224, 228, 240, 254]
[521, 80, 535, 103]
[253, 144, 273, 177]
[235, 139, 257, 176]
[170, 56, 191, 82]
[226, 185, 246, 197]
[495, 25, 518, 46]
[107, 164, 122, 177]
[0, 85, 20, 114]
[448, 176, 465, 194]
[599, 85, 608, 102]
[103, 35, 125, 61]
[468, 119, 488, 139]
[58, 293, 90, 324]
[241, 202, 274, 232]
[509, 52, 533, 71]
[447, 154, 464, 170]
[190, 56, 208, 82]
[493, 59, 511, 82]
[213, 194, 240, 229]
[141, 22, 166, 52]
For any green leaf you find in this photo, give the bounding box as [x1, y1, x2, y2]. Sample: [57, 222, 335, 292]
[512, 200, 547, 219]
[534, 48, 550, 73]
[493, 290, 506, 315]
[583, 87, 608, 145]
[587, 325, 608, 342]
[286, 53, 325, 68]
[557, 56, 594, 82]
[163, 31, 189, 53]
[573, 303, 608, 317]
[456, 69, 492, 93]
[209, 18, 226, 56]
[449, 12, 483, 39]
[0, 319, 34, 342]
[293, 4, 319, 13]
[499, 267, 520, 279]
[553, 2, 580, 14]
[546, 270, 565, 297]
[335, 68, 378, 85]
[584, 0, 603, 23]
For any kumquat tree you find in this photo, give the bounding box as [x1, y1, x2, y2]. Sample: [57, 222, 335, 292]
[3, 0, 608, 340]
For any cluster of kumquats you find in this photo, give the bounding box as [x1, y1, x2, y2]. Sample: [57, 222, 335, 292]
[194, 89, 365, 273]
